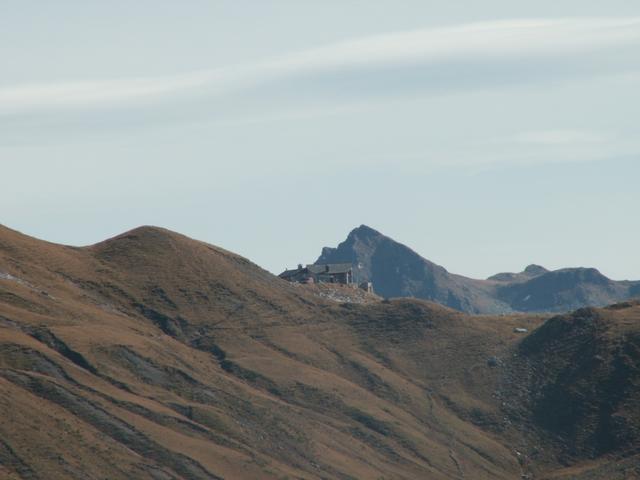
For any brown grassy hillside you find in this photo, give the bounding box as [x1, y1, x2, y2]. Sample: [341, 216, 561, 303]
[498, 302, 640, 479]
[0, 224, 638, 479]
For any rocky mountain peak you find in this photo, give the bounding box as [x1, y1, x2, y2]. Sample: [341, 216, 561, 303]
[348, 224, 383, 240]
[524, 264, 549, 276]
[314, 226, 637, 314]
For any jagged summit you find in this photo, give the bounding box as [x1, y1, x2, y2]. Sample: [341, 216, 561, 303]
[316, 225, 505, 313]
[317, 225, 639, 314]
[348, 224, 384, 239]
[318, 225, 385, 261]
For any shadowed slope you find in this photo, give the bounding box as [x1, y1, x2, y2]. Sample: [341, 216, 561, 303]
[497, 301, 640, 479]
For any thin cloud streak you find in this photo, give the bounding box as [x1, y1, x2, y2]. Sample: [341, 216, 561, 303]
[1, 17, 639, 116]
[512, 129, 611, 145]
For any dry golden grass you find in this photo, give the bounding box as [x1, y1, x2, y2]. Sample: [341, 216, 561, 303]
[0, 224, 637, 479]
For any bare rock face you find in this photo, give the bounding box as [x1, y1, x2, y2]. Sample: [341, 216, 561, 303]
[316, 225, 638, 314]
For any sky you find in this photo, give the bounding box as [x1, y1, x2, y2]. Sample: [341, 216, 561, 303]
[2, 1, 639, 280]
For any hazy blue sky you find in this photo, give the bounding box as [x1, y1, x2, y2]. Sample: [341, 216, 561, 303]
[2, 1, 639, 280]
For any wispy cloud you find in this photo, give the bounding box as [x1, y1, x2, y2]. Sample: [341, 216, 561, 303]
[1, 17, 639, 118]
[511, 129, 611, 145]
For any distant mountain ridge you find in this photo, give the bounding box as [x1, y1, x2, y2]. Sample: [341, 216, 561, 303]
[316, 225, 639, 314]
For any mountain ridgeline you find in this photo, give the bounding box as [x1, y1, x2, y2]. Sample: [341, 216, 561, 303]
[0, 223, 639, 479]
[316, 225, 640, 314]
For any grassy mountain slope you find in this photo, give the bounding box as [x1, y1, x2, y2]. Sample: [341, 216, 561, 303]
[497, 301, 640, 479]
[0, 224, 638, 479]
